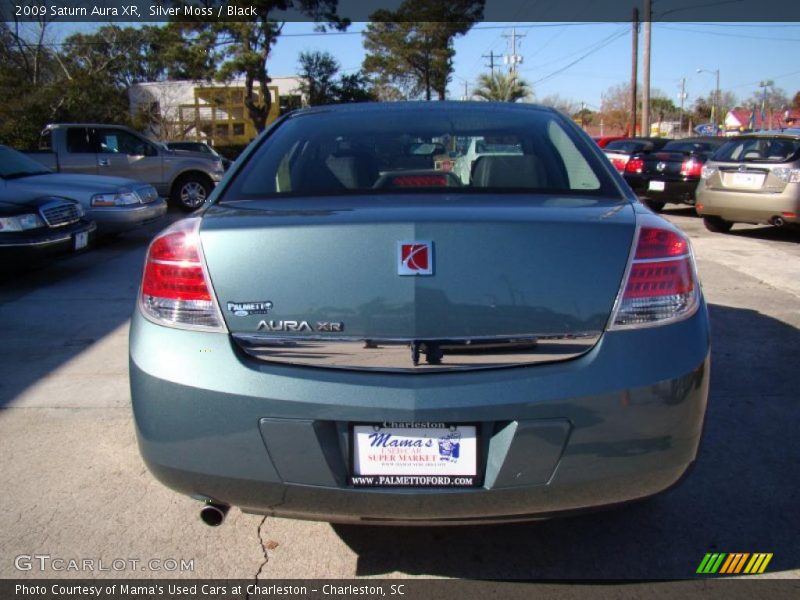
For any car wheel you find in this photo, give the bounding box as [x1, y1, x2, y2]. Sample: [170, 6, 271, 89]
[172, 175, 211, 212]
[703, 216, 733, 233]
[644, 200, 666, 213]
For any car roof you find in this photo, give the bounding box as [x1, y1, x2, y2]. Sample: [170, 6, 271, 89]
[732, 131, 800, 140]
[287, 101, 556, 119]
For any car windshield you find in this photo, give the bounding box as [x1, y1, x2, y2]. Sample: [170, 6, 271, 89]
[0, 146, 52, 178]
[712, 137, 800, 163]
[221, 105, 619, 201]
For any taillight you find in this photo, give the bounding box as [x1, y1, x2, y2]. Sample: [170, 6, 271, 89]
[140, 218, 225, 331]
[625, 158, 644, 174]
[611, 157, 627, 172]
[609, 223, 699, 329]
[680, 159, 703, 178]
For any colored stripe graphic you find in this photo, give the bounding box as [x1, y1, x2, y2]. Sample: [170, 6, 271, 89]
[719, 553, 749, 574]
[744, 553, 773, 574]
[698, 552, 773, 575]
[697, 553, 727, 574]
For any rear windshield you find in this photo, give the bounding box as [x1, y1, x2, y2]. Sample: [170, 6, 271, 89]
[604, 140, 650, 153]
[220, 107, 620, 201]
[663, 140, 722, 153]
[712, 137, 800, 163]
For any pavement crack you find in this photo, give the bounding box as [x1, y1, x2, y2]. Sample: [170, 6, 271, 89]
[246, 516, 269, 596]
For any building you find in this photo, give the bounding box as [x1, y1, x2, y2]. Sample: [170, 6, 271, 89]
[129, 77, 303, 146]
[724, 107, 800, 135]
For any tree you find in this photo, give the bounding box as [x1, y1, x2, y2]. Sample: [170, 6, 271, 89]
[363, 0, 484, 101]
[743, 86, 789, 112]
[792, 91, 800, 111]
[538, 94, 579, 116]
[472, 72, 532, 103]
[297, 51, 375, 106]
[297, 50, 341, 106]
[181, 1, 348, 131]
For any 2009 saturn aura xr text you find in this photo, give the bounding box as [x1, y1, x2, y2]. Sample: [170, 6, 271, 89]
[129, 102, 709, 526]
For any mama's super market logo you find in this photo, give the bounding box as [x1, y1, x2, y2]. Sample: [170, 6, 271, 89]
[696, 552, 773, 575]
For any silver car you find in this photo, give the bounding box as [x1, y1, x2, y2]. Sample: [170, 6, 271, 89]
[130, 103, 709, 526]
[1, 145, 166, 235]
[696, 132, 800, 232]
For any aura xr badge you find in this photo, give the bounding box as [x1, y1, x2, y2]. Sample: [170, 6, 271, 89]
[228, 301, 273, 317]
[398, 241, 433, 276]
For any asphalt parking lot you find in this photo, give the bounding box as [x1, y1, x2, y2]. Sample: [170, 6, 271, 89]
[1, 207, 798, 580]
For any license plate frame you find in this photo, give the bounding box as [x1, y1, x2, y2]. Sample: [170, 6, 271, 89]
[73, 231, 89, 251]
[648, 180, 666, 192]
[350, 422, 479, 488]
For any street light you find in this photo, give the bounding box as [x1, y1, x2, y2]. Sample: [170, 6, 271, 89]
[697, 68, 720, 134]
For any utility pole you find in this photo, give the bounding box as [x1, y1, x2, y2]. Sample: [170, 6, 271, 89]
[760, 80, 773, 129]
[482, 52, 502, 77]
[630, 7, 638, 137]
[462, 80, 469, 101]
[641, 0, 652, 137]
[503, 28, 525, 74]
[678, 77, 687, 136]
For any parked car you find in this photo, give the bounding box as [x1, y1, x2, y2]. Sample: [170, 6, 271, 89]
[603, 137, 672, 173]
[696, 132, 800, 232]
[163, 141, 232, 170]
[130, 102, 710, 526]
[1, 145, 166, 236]
[621, 137, 727, 212]
[452, 136, 523, 184]
[25, 124, 225, 211]
[0, 190, 95, 266]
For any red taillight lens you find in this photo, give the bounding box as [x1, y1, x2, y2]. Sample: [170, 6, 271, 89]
[611, 157, 627, 172]
[680, 159, 703, 178]
[625, 158, 644, 174]
[634, 227, 689, 259]
[610, 223, 699, 328]
[624, 259, 694, 298]
[139, 218, 224, 330]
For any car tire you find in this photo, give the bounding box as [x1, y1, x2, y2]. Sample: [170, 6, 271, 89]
[172, 174, 212, 212]
[644, 200, 666, 213]
[703, 216, 733, 233]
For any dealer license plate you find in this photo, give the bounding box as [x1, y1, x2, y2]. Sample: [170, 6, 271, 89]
[351, 423, 478, 487]
[648, 180, 665, 192]
[74, 231, 89, 250]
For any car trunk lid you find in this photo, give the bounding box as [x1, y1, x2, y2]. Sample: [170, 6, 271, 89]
[200, 196, 636, 370]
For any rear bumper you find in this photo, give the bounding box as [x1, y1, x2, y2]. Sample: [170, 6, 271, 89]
[130, 303, 710, 524]
[697, 185, 800, 224]
[88, 199, 168, 234]
[628, 177, 699, 204]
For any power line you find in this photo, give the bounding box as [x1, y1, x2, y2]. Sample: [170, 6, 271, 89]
[530, 27, 629, 85]
[657, 24, 800, 42]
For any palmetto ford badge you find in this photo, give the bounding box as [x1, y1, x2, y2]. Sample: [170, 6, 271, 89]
[227, 301, 273, 317]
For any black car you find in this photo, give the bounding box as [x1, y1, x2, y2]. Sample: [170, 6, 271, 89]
[603, 137, 673, 173]
[0, 192, 96, 266]
[622, 137, 726, 212]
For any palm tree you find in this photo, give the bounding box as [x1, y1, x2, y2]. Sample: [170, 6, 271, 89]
[472, 72, 532, 103]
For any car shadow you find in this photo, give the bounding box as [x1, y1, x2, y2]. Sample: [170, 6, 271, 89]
[0, 214, 179, 409]
[728, 225, 800, 245]
[331, 302, 799, 579]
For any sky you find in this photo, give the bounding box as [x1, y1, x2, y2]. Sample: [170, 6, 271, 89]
[49, 20, 800, 111]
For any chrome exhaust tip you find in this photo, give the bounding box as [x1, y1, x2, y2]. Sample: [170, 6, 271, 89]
[200, 502, 229, 527]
